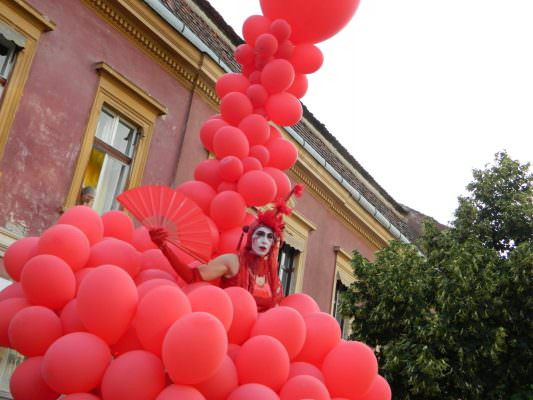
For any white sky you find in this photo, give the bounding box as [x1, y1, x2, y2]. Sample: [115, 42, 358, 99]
[207, 0, 533, 225]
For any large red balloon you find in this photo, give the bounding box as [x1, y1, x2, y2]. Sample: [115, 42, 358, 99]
[37, 224, 90, 272]
[137, 278, 178, 300]
[259, 0, 360, 44]
[225, 287, 258, 345]
[235, 335, 290, 391]
[287, 74, 308, 99]
[0, 297, 30, 347]
[10, 357, 59, 400]
[249, 145, 270, 166]
[280, 293, 320, 317]
[194, 355, 239, 400]
[234, 43, 254, 66]
[219, 156, 244, 182]
[195, 159, 222, 190]
[242, 15, 271, 46]
[21, 254, 76, 310]
[62, 394, 101, 400]
[255, 33, 278, 58]
[134, 285, 191, 356]
[220, 92, 253, 126]
[9, 305, 63, 356]
[110, 325, 143, 357]
[77, 265, 138, 344]
[265, 93, 302, 126]
[216, 73, 250, 99]
[246, 84, 269, 108]
[101, 350, 166, 400]
[290, 44, 324, 74]
[0, 281, 25, 301]
[3, 236, 39, 281]
[239, 114, 270, 146]
[42, 332, 111, 394]
[86, 238, 141, 278]
[261, 59, 295, 94]
[217, 227, 246, 255]
[101, 210, 134, 243]
[140, 249, 177, 278]
[251, 307, 306, 359]
[322, 341, 379, 398]
[237, 170, 277, 207]
[162, 312, 227, 384]
[209, 191, 246, 231]
[279, 375, 330, 400]
[263, 167, 291, 200]
[289, 361, 325, 383]
[294, 312, 341, 366]
[135, 268, 176, 285]
[242, 156, 263, 173]
[58, 205, 104, 245]
[266, 139, 298, 170]
[177, 180, 217, 214]
[132, 226, 158, 252]
[188, 285, 234, 331]
[157, 385, 206, 400]
[227, 383, 280, 400]
[213, 126, 250, 160]
[200, 118, 228, 152]
[60, 299, 86, 334]
[357, 375, 392, 400]
[270, 19, 292, 42]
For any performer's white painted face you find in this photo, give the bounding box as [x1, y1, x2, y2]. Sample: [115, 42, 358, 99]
[251, 226, 274, 257]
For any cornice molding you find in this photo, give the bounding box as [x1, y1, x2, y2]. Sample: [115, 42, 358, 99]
[81, 0, 221, 107]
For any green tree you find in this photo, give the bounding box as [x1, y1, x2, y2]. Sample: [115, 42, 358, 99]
[342, 152, 532, 399]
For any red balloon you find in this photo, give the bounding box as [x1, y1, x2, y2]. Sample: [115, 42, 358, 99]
[265, 93, 302, 126]
[218, 181, 237, 193]
[62, 394, 101, 400]
[261, 59, 295, 94]
[216, 73, 250, 99]
[269, 124, 282, 141]
[58, 205, 104, 245]
[242, 15, 271, 46]
[195, 159, 222, 190]
[132, 226, 158, 252]
[0, 297, 30, 347]
[228, 383, 280, 400]
[270, 19, 292, 42]
[251, 307, 306, 359]
[137, 278, 178, 300]
[101, 350, 166, 400]
[0, 281, 25, 301]
[225, 286, 258, 345]
[255, 33, 278, 57]
[177, 180, 217, 214]
[246, 84, 269, 108]
[241, 62, 255, 78]
[249, 145, 270, 166]
[287, 74, 308, 99]
[280, 293, 320, 317]
[217, 227, 246, 254]
[290, 44, 324, 74]
[162, 312, 228, 384]
[234, 43, 254, 65]
[188, 285, 234, 331]
[357, 375, 392, 400]
[220, 92, 253, 126]
[322, 341, 378, 398]
[134, 285, 191, 356]
[219, 156, 244, 182]
[21, 254, 76, 310]
[239, 114, 270, 146]
[86, 238, 141, 278]
[238, 170, 277, 207]
[235, 335, 290, 391]
[110, 325, 143, 357]
[242, 156, 263, 173]
[60, 299, 86, 334]
[42, 332, 111, 393]
[135, 268, 176, 285]
[259, 0, 360, 44]
[289, 361, 325, 383]
[140, 249, 177, 277]
[101, 210, 134, 243]
[266, 139, 298, 170]
[275, 40, 295, 59]
[77, 265, 138, 344]
[210, 191, 246, 231]
[37, 224, 90, 272]
[10, 357, 59, 400]
[227, 343, 241, 362]
[157, 385, 206, 400]
[248, 71, 262, 84]
[213, 126, 250, 160]
[200, 118, 228, 152]
[207, 217, 221, 253]
[4, 236, 39, 280]
[9, 306, 63, 356]
[264, 167, 291, 200]
[280, 375, 330, 400]
[194, 355, 238, 400]
[294, 312, 341, 366]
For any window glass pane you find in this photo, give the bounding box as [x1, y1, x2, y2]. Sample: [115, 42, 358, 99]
[278, 244, 299, 296]
[93, 155, 130, 214]
[95, 109, 115, 144]
[114, 119, 136, 157]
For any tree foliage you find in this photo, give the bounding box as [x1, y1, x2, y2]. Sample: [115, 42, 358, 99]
[342, 152, 532, 399]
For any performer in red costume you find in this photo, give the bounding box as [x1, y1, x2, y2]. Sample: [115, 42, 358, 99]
[151, 206, 287, 311]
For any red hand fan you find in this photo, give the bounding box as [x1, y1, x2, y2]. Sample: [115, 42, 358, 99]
[117, 185, 212, 262]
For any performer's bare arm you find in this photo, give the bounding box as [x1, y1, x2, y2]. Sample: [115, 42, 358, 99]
[196, 253, 239, 281]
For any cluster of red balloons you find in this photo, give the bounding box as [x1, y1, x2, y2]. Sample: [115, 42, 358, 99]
[1, 206, 390, 400]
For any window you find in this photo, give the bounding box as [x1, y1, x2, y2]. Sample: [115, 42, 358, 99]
[332, 278, 351, 338]
[64, 62, 166, 212]
[332, 246, 356, 339]
[0, 33, 17, 101]
[277, 243, 299, 295]
[81, 109, 141, 214]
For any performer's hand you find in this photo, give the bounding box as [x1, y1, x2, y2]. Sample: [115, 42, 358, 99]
[149, 227, 168, 248]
